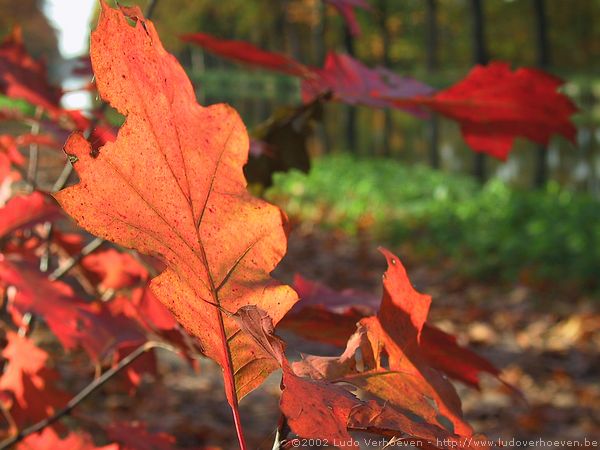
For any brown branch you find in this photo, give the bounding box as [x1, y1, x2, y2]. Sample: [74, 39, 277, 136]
[25, 107, 43, 190]
[0, 341, 176, 449]
[48, 237, 105, 281]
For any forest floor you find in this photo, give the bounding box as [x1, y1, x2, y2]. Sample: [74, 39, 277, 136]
[64, 225, 600, 450]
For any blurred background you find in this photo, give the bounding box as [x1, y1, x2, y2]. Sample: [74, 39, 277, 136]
[2, 0, 599, 190]
[3, 0, 599, 290]
[1, 1, 599, 447]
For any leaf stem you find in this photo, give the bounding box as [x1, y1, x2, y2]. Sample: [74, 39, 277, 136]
[271, 415, 291, 450]
[0, 340, 175, 449]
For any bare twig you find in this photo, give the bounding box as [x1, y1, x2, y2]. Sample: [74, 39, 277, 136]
[0, 340, 176, 449]
[48, 237, 105, 281]
[25, 107, 43, 190]
[0, 403, 16, 437]
[39, 222, 53, 273]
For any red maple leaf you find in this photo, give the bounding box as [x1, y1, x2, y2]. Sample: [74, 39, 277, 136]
[302, 52, 434, 116]
[81, 248, 149, 291]
[180, 32, 309, 77]
[0, 192, 61, 239]
[281, 269, 510, 391]
[17, 428, 118, 450]
[409, 62, 578, 159]
[0, 333, 68, 426]
[0, 257, 147, 363]
[0, 28, 62, 116]
[106, 422, 176, 450]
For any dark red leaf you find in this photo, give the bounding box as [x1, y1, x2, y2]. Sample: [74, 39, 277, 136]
[0, 333, 68, 426]
[17, 428, 118, 450]
[106, 422, 176, 450]
[281, 273, 511, 391]
[0, 192, 61, 239]
[81, 248, 149, 290]
[0, 258, 147, 362]
[180, 32, 309, 77]
[411, 62, 578, 159]
[302, 53, 433, 116]
[0, 28, 62, 115]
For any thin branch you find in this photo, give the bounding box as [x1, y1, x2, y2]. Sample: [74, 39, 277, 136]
[0, 403, 16, 437]
[48, 237, 105, 281]
[25, 107, 43, 190]
[0, 341, 176, 449]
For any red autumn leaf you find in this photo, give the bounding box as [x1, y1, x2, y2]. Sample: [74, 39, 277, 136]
[234, 306, 482, 449]
[0, 191, 61, 239]
[110, 288, 202, 372]
[0, 135, 26, 166]
[346, 248, 472, 436]
[54, 3, 298, 440]
[106, 421, 219, 450]
[0, 256, 167, 389]
[181, 32, 309, 77]
[17, 428, 118, 450]
[0, 257, 149, 363]
[420, 325, 501, 390]
[272, 250, 511, 444]
[65, 109, 117, 152]
[410, 62, 578, 159]
[106, 422, 176, 450]
[0, 333, 68, 426]
[81, 248, 149, 290]
[281, 274, 509, 391]
[124, 287, 178, 332]
[0, 27, 62, 116]
[324, 0, 372, 37]
[302, 53, 433, 116]
[111, 341, 158, 390]
[0, 134, 62, 167]
[279, 274, 378, 346]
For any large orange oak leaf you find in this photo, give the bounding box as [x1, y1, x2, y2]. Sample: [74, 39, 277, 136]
[54, 1, 297, 416]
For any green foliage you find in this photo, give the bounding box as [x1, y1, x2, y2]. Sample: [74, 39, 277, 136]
[0, 94, 36, 116]
[268, 154, 600, 288]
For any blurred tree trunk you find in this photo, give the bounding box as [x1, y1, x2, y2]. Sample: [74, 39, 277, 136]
[313, 0, 326, 66]
[533, 0, 551, 188]
[425, 0, 440, 169]
[343, 24, 357, 154]
[470, 0, 488, 183]
[314, 0, 330, 154]
[274, 0, 287, 52]
[378, 0, 392, 157]
[283, 0, 301, 61]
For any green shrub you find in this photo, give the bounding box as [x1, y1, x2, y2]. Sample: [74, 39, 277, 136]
[267, 154, 600, 289]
